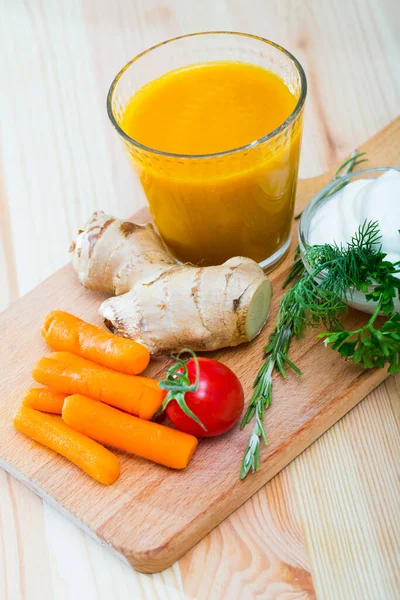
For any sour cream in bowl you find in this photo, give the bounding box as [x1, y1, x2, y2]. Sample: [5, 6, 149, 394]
[299, 167, 400, 314]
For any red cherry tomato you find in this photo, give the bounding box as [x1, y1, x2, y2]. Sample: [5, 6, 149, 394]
[165, 357, 244, 437]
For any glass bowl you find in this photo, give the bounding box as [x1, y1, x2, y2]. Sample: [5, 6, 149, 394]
[298, 167, 400, 315]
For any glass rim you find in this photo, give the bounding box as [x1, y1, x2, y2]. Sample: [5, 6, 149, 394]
[106, 31, 307, 160]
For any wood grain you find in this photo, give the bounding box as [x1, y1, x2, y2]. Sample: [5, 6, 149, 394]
[1, 0, 399, 597]
[291, 380, 400, 600]
[0, 119, 398, 575]
[179, 472, 316, 600]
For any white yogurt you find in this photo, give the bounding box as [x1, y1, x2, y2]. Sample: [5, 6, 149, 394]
[309, 169, 400, 272]
[308, 169, 400, 313]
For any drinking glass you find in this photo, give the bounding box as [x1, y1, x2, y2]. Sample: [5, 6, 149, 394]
[107, 32, 307, 270]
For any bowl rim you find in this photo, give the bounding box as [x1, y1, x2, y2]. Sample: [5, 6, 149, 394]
[298, 166, 400, 263]
[298, 164, 400, 307]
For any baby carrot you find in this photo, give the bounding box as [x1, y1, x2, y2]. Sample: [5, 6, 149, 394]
[63, 394, 198, 470]
[42, 310, 150, 375]
[22, 388, 67, 414]
[14, 406, 120, 485]
[32, 354, 164, 420]
[49, 351, 164, 392]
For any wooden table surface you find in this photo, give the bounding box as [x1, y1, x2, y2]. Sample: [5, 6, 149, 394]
[0, 1, 399, 598]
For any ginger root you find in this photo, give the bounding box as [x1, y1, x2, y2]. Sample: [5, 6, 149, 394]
[71, 211, 272, 355]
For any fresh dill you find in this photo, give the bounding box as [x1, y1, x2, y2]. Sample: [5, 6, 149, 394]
[240, 219, 400, 480]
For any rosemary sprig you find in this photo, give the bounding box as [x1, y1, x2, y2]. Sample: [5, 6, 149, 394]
[240, 317, 300, 479]
[282, 246, 302, 288]
[240, 219, 400, 479]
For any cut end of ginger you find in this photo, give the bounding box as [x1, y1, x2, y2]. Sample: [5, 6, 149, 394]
[245, 279, 273, 341]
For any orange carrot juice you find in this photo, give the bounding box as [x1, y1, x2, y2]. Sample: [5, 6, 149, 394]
[111, 47, 305, 267]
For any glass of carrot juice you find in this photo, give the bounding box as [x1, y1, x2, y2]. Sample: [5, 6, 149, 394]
[107, 32, 307, 270]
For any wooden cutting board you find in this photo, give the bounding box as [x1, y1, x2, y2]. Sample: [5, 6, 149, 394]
[0, 118, 398, 574]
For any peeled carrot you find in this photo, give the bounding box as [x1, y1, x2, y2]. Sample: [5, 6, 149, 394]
[42, 310, 150, 375]
[22, 388, 67, 414]
[63, 394, 198, 470]
[13, 406, 120, 485]
[49, 351, 96, 369]
[49, 351, 164, 392]
[32, 354, 164, 420]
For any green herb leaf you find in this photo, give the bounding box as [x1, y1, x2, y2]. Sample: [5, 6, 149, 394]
[156, 348, 207, 431]
[240, 214, 400, 479]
